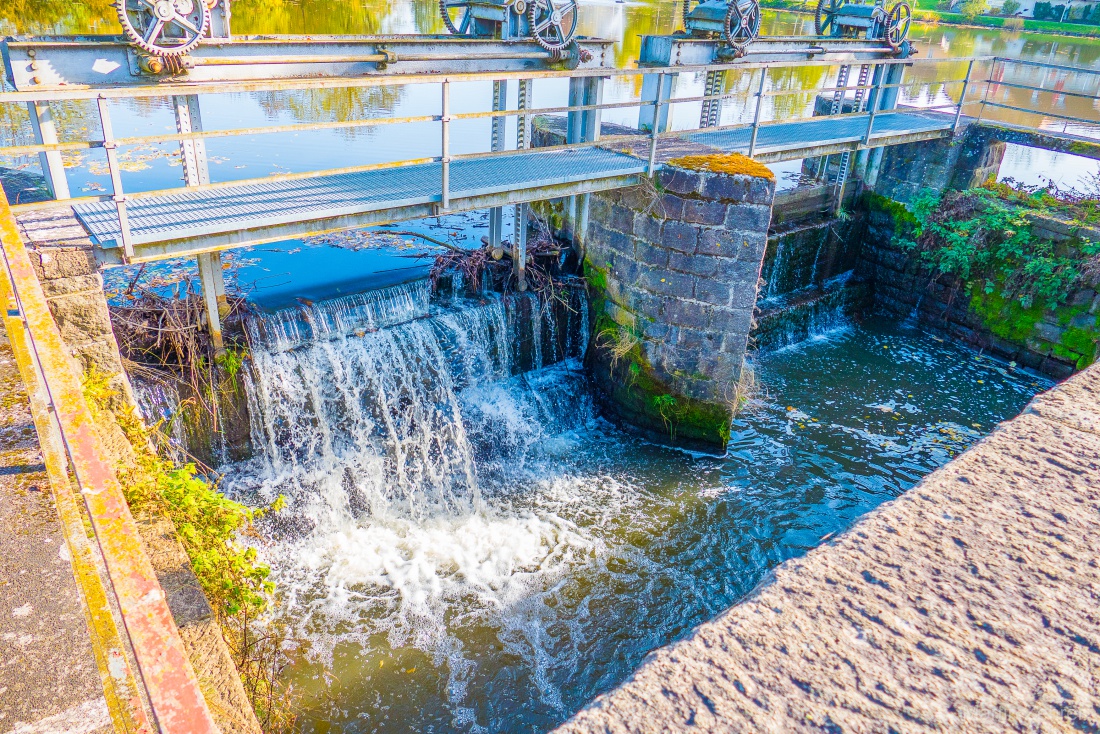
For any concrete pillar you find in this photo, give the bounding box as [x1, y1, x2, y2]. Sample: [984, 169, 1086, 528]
[196, 251, 225, 350]
[514, 203, 528, 292]
[27, 101, 70, 200]
[583, 159, 776, 451]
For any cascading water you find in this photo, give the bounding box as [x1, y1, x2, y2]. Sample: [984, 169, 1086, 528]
[754, 218, 868, 348]
[216, 269, 1048, 733]
[225, 279, 598, 672]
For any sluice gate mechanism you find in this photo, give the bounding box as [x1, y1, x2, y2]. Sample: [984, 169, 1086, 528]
[440, 0, 579, 53]
[2, 0, 608, 90]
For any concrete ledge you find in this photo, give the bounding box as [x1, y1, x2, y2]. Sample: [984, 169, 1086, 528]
[557, 364, 1100, 733]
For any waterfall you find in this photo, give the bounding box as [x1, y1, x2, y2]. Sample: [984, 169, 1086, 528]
[246, 279, 432, 353]
[226, 279, 594, 627]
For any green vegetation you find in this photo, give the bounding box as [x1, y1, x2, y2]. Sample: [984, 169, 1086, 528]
[758, 0, 1100, 35]
[590, 312, 733, 446]
[897, 184, 1100, 368]
[83, 369, 297, 732]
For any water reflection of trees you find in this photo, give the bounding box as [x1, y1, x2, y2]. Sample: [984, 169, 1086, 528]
[253, 86, 403, 134]
[0, 0, 117, 35]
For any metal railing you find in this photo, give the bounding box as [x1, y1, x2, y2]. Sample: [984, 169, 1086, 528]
[0, 188, 220, 732]
[973, 56, 1100, 137]
[0, 56, 978, 251]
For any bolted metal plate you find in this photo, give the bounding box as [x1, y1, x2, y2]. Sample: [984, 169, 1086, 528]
[72, 147, 646, 249]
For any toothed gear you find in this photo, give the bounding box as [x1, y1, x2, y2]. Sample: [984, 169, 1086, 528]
[885, 1, 911, 48]
[116, 0, 209, 57]
[724, 0, 761, 50]
[528, 0, 578, 52]
[440, 0, 476, 35]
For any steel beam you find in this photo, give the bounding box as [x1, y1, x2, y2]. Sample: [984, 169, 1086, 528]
[25, 101, 70, 200]
[638, 35, 912, 68]
[1, 36, 614, 90]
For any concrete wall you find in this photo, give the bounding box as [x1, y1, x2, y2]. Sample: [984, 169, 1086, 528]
[556, 361, 1100, 733]
[12, 206, 262, 734]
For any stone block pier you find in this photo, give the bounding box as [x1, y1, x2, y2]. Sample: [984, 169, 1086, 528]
[555, 363, 1100, 733]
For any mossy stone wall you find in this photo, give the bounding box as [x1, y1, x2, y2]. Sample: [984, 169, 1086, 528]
[859, 194, 1100, 378]
[581, 161, 776, 451]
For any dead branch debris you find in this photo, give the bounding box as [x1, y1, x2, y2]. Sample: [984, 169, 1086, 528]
[109, 277, 248, 424]
[425, 222, 572, 305]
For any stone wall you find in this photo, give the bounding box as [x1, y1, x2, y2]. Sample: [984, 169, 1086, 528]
[12, 206, 262, 734]
[874, 123, 1006, 205]
[859, 196, 1100, 378]
[580, 160, 775, 450]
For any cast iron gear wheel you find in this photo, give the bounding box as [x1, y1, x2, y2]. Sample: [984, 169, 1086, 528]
[440, 0, 476, 35]
[885, 1, 912, 48]
[116, 0, 210, 57]
[815, 0, 842, 35]
[683, 0, 695, 28]
[528, 0, 579, 52]
[724, 0, 761, 50]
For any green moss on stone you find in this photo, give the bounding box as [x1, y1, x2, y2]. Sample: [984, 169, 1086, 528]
[969, 288, 1046, 343]
[1059, 325, 1099, 369]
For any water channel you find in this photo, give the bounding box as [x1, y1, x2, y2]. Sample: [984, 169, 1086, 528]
[0, 2, 1088, 730]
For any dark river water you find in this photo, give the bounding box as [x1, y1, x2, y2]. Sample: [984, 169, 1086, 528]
[0, 2, 1067, 731]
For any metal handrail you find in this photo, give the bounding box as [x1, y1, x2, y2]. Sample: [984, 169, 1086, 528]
[0, 70, 972, 159]
[0, 54, 992, 103]
[0, 187, 219, 733]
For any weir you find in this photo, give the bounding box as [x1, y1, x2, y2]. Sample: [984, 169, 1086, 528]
[4, 6, 1100, 731]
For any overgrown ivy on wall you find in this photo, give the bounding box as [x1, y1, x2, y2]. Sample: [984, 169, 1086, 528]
[892, 182, 1100, 368]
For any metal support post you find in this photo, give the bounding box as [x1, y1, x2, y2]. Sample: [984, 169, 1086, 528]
[440, 80, 451, 212]
[575, 193, 591, 263]
[514, 203, 528, 292]
[639, 72, 674, 133]
[26, 101, 70, 200]
[954, 59, 975, 133]
[568, 76, 604, 144]
[748, 69, 767, 159]
[865, 146, 885, 188]
[647, 73, 667, 175]
[173, 95, 210, 187]
[95, 96, 133, 262]
[196, 251, 225, 350]
[489, 80, 508, 253]
[862, 71, 886, 146]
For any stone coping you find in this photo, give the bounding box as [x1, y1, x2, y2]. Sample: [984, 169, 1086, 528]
[556, 364, 1100, 732]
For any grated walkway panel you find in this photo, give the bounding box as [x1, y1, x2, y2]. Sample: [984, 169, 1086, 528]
[72, 147, 647, 249]
[70, 111, 953, 255]
[686, 109, 953, 155]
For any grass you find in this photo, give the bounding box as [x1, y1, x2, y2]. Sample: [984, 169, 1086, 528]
[759, 0, 1100, 36]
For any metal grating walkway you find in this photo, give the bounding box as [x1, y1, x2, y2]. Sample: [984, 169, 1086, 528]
[70, 110, 952, 260]
[72, 147, 647, 250]
[686, 109, 953, 157]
